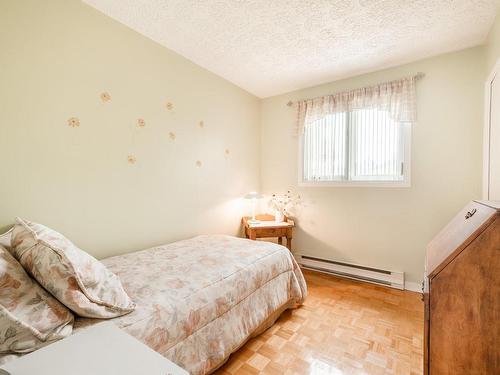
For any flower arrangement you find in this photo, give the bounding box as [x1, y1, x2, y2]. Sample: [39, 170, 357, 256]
[268, 191, 301, 221]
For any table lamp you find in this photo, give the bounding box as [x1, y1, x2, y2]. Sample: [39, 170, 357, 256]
[245, 192, 263, 224]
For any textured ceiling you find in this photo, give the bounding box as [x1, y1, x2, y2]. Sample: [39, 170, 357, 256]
[83, 0, 500, 98]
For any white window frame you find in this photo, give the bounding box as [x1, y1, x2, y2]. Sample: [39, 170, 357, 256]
[298, 116, 412, 188]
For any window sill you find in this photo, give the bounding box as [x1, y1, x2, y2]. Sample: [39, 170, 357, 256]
[298, 180, 411, 188]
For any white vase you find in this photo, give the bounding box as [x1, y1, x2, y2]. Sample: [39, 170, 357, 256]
[274, 211, 285, 222]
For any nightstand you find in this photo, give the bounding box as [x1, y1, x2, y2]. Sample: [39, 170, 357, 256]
[242, 214, 295, 251]
[2, 322, 188, 375]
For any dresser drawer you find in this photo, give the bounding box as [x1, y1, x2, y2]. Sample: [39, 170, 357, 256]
[426, 201, 497, 276]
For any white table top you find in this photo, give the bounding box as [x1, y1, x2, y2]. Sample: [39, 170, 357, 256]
[2, 322, 188, 375]
[247, 220, 294, 228]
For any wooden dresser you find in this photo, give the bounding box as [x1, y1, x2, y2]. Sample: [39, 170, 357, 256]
[424, 200, 500, 375]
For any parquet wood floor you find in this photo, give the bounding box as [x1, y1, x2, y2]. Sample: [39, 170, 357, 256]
[214, 270, 424, 375]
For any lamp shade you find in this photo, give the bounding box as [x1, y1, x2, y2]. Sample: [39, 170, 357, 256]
[244, 191, 263, 199]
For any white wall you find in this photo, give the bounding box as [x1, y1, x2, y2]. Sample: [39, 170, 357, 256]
[0, 0, 260, 258]
[260, 48, 485, 284]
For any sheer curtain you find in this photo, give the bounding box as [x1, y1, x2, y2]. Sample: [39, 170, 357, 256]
[296, 75, 419, 135]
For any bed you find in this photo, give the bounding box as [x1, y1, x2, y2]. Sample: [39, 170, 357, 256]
[65, 234, 307, 374]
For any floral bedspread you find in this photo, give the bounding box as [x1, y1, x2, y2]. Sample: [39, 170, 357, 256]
[76, 235, 307, 374]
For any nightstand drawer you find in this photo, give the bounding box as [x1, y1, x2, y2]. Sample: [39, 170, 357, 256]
[242, 215, 294, 250]
[256, 227, 287, 238]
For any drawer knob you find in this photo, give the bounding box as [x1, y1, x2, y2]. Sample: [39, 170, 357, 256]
[465, 208, 477, 219]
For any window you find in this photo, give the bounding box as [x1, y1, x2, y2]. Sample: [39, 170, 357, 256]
[300, 107, 411, 186]
[296, 75, 419, 186]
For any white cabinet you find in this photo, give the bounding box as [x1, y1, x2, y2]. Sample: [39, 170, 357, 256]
[2, 323, 188, 375]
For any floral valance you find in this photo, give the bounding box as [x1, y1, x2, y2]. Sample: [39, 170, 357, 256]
[296, 74, 420, 134]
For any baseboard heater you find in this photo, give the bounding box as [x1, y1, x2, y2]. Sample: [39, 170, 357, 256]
[297, 254, 405, 290]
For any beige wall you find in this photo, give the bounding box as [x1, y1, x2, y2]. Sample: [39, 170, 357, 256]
[0, 0, 260, 258]
[0, 0, 493, 286]
[486, 14, 500, 74]
[260, 48, 485, 284]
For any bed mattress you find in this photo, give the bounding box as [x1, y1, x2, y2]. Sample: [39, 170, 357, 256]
[74, 235, 307, 374]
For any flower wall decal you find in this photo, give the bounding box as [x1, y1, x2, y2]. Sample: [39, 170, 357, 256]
[100, 92, 111, 102]
[64, 90, 235, 173]
[67, 117, 80, 127]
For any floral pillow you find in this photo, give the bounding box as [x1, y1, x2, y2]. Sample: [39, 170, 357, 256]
[0, 244, 73, 354]
[0, 228, 12, 252]
[10, 218, 135, 318]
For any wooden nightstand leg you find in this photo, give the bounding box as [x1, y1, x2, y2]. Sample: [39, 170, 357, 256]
[278, 237, 283, 245]
[286, 236, 292, 251]
[249, 231, 256, 240]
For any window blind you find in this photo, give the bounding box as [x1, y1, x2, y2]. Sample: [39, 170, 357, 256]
[302, 108, 406, 183]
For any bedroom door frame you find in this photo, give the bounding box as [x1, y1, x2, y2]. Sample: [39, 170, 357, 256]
[483, 58, 500, 200]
